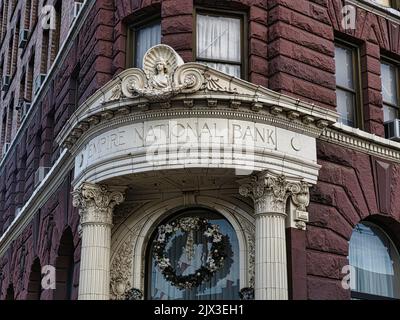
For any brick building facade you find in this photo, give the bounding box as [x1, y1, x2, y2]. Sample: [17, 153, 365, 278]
[0, 0, 399, 300]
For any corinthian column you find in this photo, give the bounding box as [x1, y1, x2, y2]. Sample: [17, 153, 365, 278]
[72, 183, 125, 300]
[239, 171, 309, 300]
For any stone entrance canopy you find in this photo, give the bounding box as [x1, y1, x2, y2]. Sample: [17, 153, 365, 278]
[56, 44, 337, 186]
[58, 44, 338, 301]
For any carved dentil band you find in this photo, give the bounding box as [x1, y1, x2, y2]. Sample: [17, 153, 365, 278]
[239, 171, 310, 215]
[72, 182, 125, 226]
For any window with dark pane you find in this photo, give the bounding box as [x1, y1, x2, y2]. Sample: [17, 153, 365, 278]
[349, 222, 400, 300]
[147, 209, 240, 300]
[381, 61, 399, 123]
[335, 44, 360, 127]
[132, 21, 161, 69]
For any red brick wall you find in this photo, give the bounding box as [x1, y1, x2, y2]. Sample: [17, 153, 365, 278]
[305, 140, 400, 299]
[0, 0, 116, 299]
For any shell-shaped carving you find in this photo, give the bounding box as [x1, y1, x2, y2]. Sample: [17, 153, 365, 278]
[143, 44, 184, 79]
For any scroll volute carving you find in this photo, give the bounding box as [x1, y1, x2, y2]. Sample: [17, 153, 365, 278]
[121, 45, 205, 102]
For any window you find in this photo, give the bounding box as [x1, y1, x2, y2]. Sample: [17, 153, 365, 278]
[147, 208, 240, 300]
[370, 0, 400, 9]
[12, 18, 20, 74]
[373, 0, 391, 5]
[349, 222, 400, 300]
[26, 53, 34, 102]
[196, 11, 244, 78]
[50, 1, 62, 64]
[0, 3, 3, 42]
[55, 229, 75, 300]
[381, 61, 399, 123]
[24, 0, 32, 31]
[5, 285, 14, 300]
[6, 34, 13, 76]
[335, 43, 361, 127]
[1, 113, 6, 154]
[31, 0, 39, 30]
[130, 20, 161, 68]
[27, 258, 42, 300]
[41, 29, 50, 74]
[6, 95, 14, 143]
[1, 1, 9, 42]
[70, 64, 80, 110]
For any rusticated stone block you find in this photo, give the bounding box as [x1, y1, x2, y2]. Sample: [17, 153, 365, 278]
[307, 251, 349, 280]
[308, 203, 354, 240]
[306, 225, 349, 256]
[307, 277, 351, 300]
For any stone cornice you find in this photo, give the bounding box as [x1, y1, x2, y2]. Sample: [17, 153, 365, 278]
[320, 123, 400, 163]
[56, 45, 338, 150]
[349, 0, 400, 24]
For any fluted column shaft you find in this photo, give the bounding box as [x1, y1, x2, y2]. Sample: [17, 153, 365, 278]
[255, 212, 287, 299]
[72, 183, 125, 300]
[239, 171, 310, 300]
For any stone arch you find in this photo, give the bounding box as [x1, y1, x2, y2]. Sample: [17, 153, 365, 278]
[27, 258, 42, 300]
[348, 215, 400, 299]
[195, 0, 249, 10]
[5, 285, 14, 300]
[358, 214, 400, 251]
[54, 227, 75, 300]
[110, 194, 254, 299]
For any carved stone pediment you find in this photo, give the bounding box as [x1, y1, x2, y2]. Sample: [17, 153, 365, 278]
[119, 45, 239, 102]
[56, 45, 338, 151]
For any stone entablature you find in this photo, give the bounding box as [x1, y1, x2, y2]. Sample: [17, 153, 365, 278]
[55, 45, 338, 187]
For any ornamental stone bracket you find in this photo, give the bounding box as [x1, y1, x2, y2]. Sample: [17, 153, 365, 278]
[55, 44, 338, 152]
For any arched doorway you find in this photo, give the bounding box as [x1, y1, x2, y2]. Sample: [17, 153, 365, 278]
[54, 228, 75, 300]
[27, 258, 42, 300]
[5, 285, 14, 300]
[146, 208, 240, 300]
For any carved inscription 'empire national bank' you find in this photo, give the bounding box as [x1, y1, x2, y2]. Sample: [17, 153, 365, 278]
[74, 118, 316, 179]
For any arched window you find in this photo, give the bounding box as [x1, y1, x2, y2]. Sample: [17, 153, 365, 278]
[349, 222, 400, 299]
[27, 258, 42, 300]
[5, 285, 14, 300]
[147, 208, 240, 300]
[54, 228, 75, 300]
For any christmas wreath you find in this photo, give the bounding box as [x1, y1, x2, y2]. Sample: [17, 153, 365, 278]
[152, 217, 227, 290]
